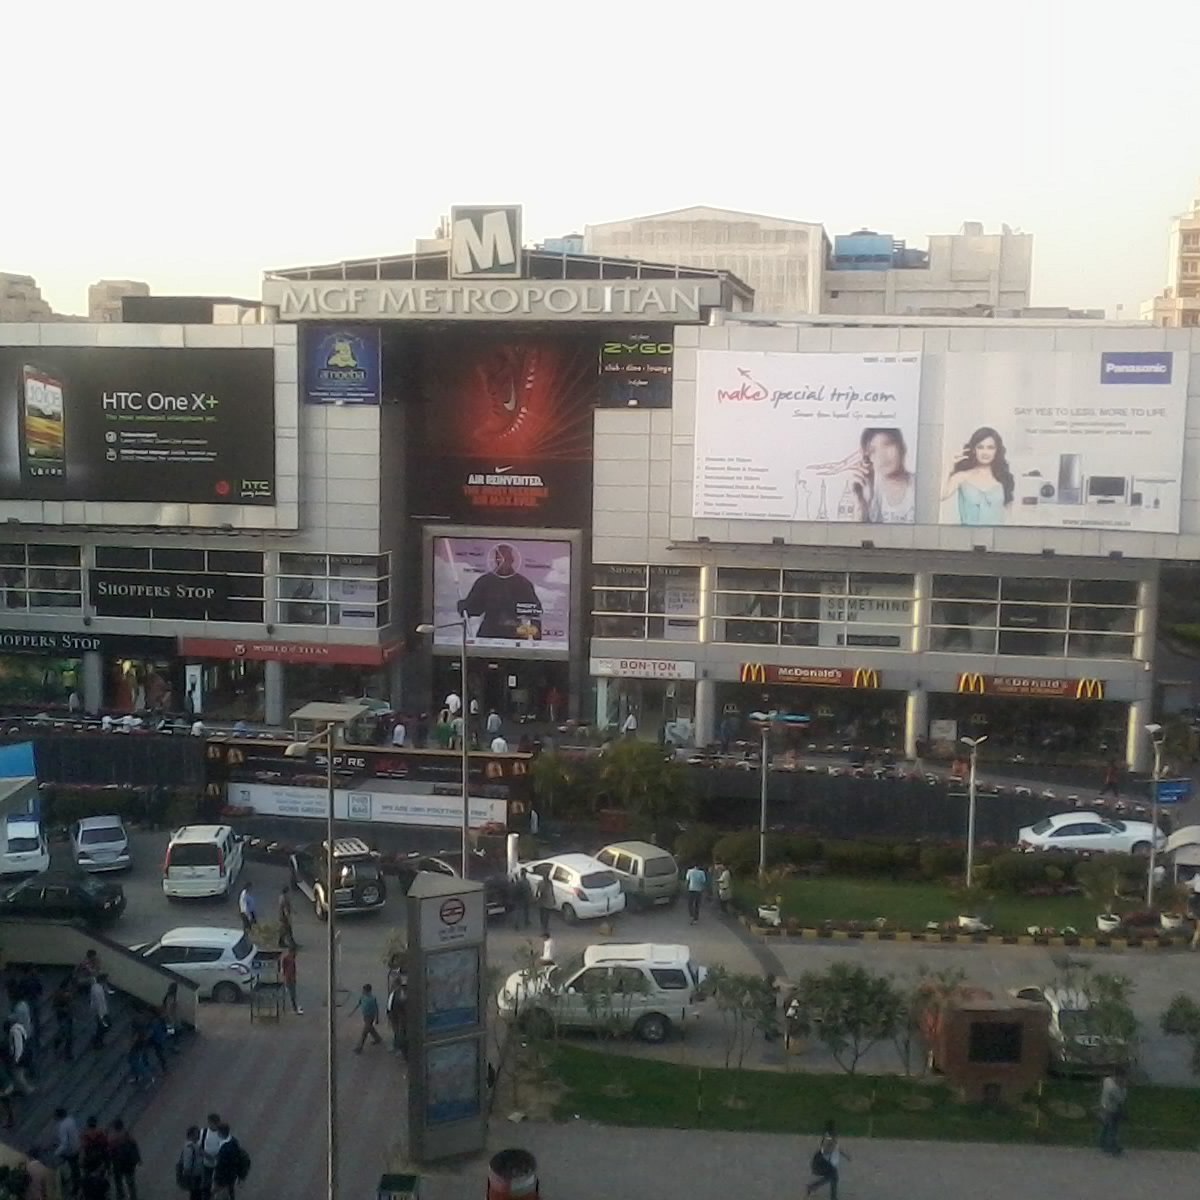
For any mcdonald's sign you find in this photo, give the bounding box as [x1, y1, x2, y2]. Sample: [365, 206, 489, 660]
[738, 663, 885, 688]
[954, 673, 1106, 700]
[739, 662, 768, 684]
[851, 667, 881, 690]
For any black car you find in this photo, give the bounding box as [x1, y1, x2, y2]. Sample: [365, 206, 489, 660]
[0, 872, 126, 926]
[290, 837, 387, 919]
[394, 852, 511, 917]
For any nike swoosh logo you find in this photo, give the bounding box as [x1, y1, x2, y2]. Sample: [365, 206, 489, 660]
[494, 465, 513, 473]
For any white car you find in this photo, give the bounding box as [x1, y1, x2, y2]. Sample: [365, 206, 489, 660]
[70, 816, 131, 873]
[520, 854, 626, 922]
[1017, 812, 1165, 855]
[0, 818, 50, 879]
[1009, 985, 1132, 1074]
[497, 942, 708, 1043]
[136, 927, 257, 1003]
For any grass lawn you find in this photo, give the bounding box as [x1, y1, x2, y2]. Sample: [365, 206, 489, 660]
[737, 877, 1104, 936]
[552, 1045, 1200, 1149]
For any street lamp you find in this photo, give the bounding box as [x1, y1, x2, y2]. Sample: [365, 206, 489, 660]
[1145, 723, 1165, 907]
[750, 710, 807, 882]
[415, 616, 471, 869]
[960, 735, 987, 888]
[283, 701, 367, 1200]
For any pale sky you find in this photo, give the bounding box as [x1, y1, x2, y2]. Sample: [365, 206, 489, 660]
[6, 1, 1199, 317]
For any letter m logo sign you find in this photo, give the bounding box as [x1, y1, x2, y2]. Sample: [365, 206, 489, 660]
[450, 206, 522, 278]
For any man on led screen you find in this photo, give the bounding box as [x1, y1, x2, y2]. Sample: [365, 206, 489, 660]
[458, 543, 543, 641]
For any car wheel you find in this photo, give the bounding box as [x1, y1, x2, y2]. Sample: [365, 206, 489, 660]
[561, 903, 578, 924]
[635, 1013, 670, 1044]
[523, 1008, 554, 1039]
[314, 889, 329, 920]
[212, 982, 242, 1005]
[1131, 841, 1151, 857]
[360, 883, 382, 907]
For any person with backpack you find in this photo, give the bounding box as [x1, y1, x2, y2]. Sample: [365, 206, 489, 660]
[108, 1118, 141, 1200]
[176, 1126, 204, 1200]
[806, 1121, 850, 1198]
[211, 1124, 249, 1200]
[199, 1112, 225, 1196]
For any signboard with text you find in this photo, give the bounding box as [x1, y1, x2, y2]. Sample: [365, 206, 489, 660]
[302, 326, 381, 404]
[955, 673, 1106, 699]
[738, 663, 883, 688]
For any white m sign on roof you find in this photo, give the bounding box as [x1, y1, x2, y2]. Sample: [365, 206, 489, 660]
[450, 206, 522, 278]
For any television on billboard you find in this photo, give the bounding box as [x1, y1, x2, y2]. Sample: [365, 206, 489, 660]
[0, 346, 275, 504]
[693, 352, 922, 523]
[432, 537, 571, 652]
[937, 351, 1188, 532]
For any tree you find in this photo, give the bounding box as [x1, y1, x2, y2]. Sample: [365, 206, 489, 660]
[599, 739, 690, 823]
[1046, 959, 1139, 1066]
[707, 966, 776, 1071]
[1160, 994, 1200, 1074]
[894, 966, 966, 1076]
[530, 752, 590, 820]
[791, 962, 905, 1075]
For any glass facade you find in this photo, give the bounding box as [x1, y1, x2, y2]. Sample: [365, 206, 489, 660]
[277, 554, 390, 628]
[591, 565, 700, 641]
[93, 546, 265, 621]
[0, 544, 82, 613]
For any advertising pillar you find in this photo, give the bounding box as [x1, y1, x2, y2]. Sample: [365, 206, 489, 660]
[406, 872, 487, 1164]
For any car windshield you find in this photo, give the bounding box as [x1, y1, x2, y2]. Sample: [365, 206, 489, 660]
[643, 857, 677, 877]
[6, 835, 39, 853]
[77, 877, 111, 896]
[1058, 1008, 1092, 1038]
[80, 827, 122, 845]
[231, 934, 254, 961]
[547, 953, 586, 987]
[168, 844, 218, 867]
[1030, 819, 1053, 835]
[580, 870, 616, 889]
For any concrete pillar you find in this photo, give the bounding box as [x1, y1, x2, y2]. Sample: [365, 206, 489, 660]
[911, 571, 931, 653]
[904, 688, 927, 760]
[694, 677, 716, 749]
[81, 651, 103, 714]
[1126, 698, 1152, 772]
[595, 675, 610, 731]
[265, 659, 285, 727]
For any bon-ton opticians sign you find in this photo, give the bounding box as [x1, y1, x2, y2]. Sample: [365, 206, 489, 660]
[739, 663, 883, 688]
[956, 673, 1105, 700]
[590, 657, 696, 680]
[262, 279, 723, 323]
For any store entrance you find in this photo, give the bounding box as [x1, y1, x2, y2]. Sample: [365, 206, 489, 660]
[432, 657, 570, 726]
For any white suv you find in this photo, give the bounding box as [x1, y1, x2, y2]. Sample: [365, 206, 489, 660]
[520, 854, 625, 922]
[138, 927, 257, 1003]
[0, 818, 50, 879]
[498, 942, 708, 1043]
[162, 825, 244, 899]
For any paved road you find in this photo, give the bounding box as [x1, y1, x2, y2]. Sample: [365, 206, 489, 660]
[408, 1122, 1196, 1200]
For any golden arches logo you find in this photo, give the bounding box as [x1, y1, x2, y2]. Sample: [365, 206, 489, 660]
[1076, 677, 1105, 700]
[957, 673, 986, 694]
[852, 668, 880, 689]
[740, 663, 767, 684]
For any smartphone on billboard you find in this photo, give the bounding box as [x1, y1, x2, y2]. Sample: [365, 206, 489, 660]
[19, 364, 66, 484]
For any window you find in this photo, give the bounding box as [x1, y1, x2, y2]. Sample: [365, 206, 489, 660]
[185, 946, 224, 964]
[551, 866, 572, 884]
[612, 966, 647, 994]
[591, 564, 699, 642]
[929, 574, 1138, 660]
[0, 544, 82, 613]
[650, 968, 689, 990]
[570, 967, 610, 995]
[596, 849, 616, 867]
[968, 1022, 1023, 1065]
[276, 554, 390, 628]
[580, 870, 617, 889]
[643, 856, 677, 877]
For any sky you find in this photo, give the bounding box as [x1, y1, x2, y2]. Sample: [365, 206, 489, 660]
[5, 1, 1199, 318]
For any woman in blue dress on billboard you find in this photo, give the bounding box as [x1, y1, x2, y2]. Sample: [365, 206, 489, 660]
[942, 427, 1014, 525]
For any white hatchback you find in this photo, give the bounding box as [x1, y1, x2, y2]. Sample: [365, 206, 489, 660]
[521, 854, 626, 922]
[137, 927, 257, 1003]
[0, 818, 50, 879]
[1017, 812, 1166, 855]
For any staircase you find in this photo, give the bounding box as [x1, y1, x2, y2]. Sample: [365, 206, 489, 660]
[3, 967, 194, 1152]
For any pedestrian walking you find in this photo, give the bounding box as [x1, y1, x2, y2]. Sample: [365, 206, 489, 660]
[161, 982, 180, 1039]
[212, 1124, 248, 1200]
[147, 1006, 170, 1072]
[490, 734, 509, 753]
[805, 1121, 849, 1198]
[621, 710, 638, 737]
[89, 977, 110, 1050]
[486, 709, 502, 738]
[237, 882, 257, 936]
[18, 966, 43, 1048]
[535, 873, 555, 936]
[52, 977, 75, 1061]
[281, 946, 303, 1014]
[1098, 1067, 1128, 1156]
[684, 862, 708, 924]
[200, 1113, 225, 1197]
[126, 1021, 151, 1089]
[350, 983, 383, 1052]
[1100, 759, 1122, 800]
[387, 969, 407, 1058]
[539, 933, 556, 965]
[54, 1108, 81, 1194]
[391, 718, 407, 747]
[715, 863, 733, 915]
[80, 1115, 109, 1176]
[277, 884, 297, 950]
[108, 1118, 141, 1200]
[177, 1126, 204, 1200]
[4, 1019, 32, 1094]
[512, 868, 532, 930]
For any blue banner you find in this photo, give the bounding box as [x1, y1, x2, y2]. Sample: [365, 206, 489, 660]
[1099, 351, 1173, 385]
[1154, 777, 1192, 805]
[0, 741, 34, 779]
[303, 326, 381, 404]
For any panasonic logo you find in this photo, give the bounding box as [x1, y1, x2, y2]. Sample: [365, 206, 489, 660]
[1105, 362, 1167, 374]
[1099, 351, 1173, 384]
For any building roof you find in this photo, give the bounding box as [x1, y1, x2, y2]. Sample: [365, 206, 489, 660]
[586, 204, 824, 229]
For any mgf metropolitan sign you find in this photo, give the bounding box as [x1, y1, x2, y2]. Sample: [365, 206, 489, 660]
[263, 278, 722, 322]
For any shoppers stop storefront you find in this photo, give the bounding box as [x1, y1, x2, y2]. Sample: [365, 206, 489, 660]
[719, 663, 905, 752]
[925, 672, 1123, 764]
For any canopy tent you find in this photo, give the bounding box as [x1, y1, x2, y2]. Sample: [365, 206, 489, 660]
[1165, 825, 1200, 870]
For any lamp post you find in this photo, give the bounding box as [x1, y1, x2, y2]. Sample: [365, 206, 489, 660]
[758, 721, 769, 883]
[283, 701, 366, 1200]
[416, 616, 472, 868]
[1146, 723, 1164, 907]
[960, 735, 987, 889]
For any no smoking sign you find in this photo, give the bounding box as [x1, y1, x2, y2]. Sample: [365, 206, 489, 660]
[439, 897, 466, 926]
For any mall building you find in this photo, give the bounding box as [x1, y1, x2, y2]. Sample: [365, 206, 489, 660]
[1, 204, 1198, 770]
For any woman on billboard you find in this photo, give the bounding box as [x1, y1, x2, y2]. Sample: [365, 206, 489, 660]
[942, 426, 1014, 525]
[805, 427, 915, 524]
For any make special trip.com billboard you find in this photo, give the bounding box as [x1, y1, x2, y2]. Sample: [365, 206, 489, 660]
[0, 346, 276, 504]
[693, 351, 923, 524]
[432, 536, 571, 653]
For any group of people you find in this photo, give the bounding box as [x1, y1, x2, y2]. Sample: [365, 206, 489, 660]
[348, 971, 409, 1059]
[52, 1110, 142, 1199]
[177, 1113, 250, 1200]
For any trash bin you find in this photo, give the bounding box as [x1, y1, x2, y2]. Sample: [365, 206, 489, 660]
[486, 1148, 538, 1199]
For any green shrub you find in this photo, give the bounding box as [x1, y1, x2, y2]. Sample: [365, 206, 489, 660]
[889, 842, 921, 877]
[777, 835, 822, 867]
[712, 829, 766, 876]
[985, 850, 1079, 893]
[918, 845, 964, 880]
[822, 840, 895, 877]
[675, 823, 722, 866]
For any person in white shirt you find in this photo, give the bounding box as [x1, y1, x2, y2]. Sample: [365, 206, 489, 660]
[539, 933, 556, 965]
[486, 710, 502, 736]
[444, 692, 461, 716]
[469, 697, 479, 716]
[622, 711, 638, 737]
[200, 1113, 227, 1192]
[491, 735, 509, 753]
[391, 720, 407, 747]
[4, 1019, 31, 1093]
[89, 976, 109, 1048]
[238, 882, 257, 934]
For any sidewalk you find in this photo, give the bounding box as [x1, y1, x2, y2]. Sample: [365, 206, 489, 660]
[415, 1122, 1194, 1199]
